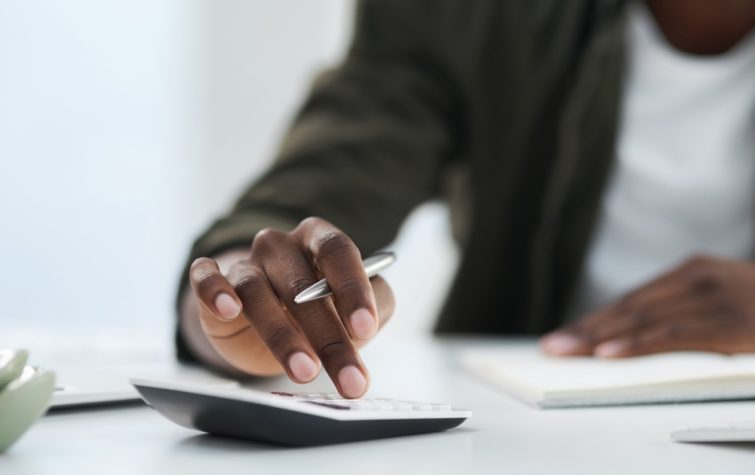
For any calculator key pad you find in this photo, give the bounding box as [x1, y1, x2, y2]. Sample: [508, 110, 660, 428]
[271, 391, 452, 411]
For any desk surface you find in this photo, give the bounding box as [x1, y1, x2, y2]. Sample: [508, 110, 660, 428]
[2, 337, 755, 474]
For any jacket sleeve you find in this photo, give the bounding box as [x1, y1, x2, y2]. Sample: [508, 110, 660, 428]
[188, 0, 460, 260]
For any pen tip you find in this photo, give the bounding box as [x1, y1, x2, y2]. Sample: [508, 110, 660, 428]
[294, 290, 314, 304]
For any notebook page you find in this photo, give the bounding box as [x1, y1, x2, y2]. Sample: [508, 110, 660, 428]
[459, 345, 755, 393]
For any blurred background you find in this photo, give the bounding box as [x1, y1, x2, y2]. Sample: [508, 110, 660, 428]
[0, 0, 458, 355]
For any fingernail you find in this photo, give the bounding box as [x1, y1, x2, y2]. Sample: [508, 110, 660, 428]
[541, 334, 584, 355]
[595, 340, 627, 358]
[288, 352, 319, 382]
[338, 365, 367, 398]
[350, 308, 377, 340]
[214, 293, 240, 320]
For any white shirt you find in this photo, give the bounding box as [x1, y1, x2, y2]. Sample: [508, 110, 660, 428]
[568, 2, 755, 319]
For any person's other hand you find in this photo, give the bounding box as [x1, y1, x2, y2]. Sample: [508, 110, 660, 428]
[540, 255, 755, 358]
[188, 217, 395, 398]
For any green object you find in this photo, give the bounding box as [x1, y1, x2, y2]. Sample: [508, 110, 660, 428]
[0, 349, 28, 389]
[0, 351, 55, 452]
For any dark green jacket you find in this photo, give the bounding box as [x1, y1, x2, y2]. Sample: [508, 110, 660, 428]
[178, 0, 627, 360]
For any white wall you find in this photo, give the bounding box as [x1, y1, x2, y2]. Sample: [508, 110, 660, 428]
[0, 0, 202, 349]
[194, 0, 355, 218]
[0, 0, 457, 353]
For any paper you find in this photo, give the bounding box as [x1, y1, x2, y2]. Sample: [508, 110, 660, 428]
[459, 344, 755, 408]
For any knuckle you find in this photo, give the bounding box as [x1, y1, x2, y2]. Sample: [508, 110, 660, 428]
[289, 277, 318, 296]
[189, 257, 216, 281]
[333, 277, 366, 295]
[315, 232, 357, 261]
[316, 339, 349, 360]
[679, 255, 721, 293]
[685, 254, 712, 271]
[189, 260, 220, 295]
[190, 256, 214, 270]
[299, 216, 327, 230]
[252, 228, 287, 252]
[265, 326, 296, 352]
[689, 268, 719, 293]
[293, 298, 324, 318]
[232, 267, 266, 299]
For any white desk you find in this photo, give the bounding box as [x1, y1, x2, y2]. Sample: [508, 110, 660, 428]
[2, 337, 755, 475]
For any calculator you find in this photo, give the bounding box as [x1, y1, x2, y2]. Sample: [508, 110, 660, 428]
[131, 378, 471, 446]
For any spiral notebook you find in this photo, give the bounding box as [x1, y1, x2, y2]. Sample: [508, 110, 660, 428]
[459, 344, 755, 408]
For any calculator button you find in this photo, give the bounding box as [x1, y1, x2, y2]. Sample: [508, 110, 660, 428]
[274, 392, 455, 412]
[305, 401, 350, 410]
[291, 395, 315, 400]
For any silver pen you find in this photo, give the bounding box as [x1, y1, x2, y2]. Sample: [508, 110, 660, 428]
[293, 251, 396, 304]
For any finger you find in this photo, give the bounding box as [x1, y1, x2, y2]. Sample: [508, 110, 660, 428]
[568, 301, 662, 349]
[540, 326, 594, 356]
[253, 232, 368, 398]
[189, 258, 246, 337]
[371, 275, 395, 326]
[593, 294, 722, 358]
[226, 260, 321, 383]
[353, 275, 395, 350]
[542, 298, 681, 357]
[543, 261, 708, 356]
[296, 218, 378, 340]
[541, 297, 646, 356]
[593, 315, 722, 358]
[540, 304, 619, 356]
[190, 257, 243, 320]
[592, 293, 720, 357]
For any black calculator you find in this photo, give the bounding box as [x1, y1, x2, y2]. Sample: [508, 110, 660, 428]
[131, 378, 471, 446]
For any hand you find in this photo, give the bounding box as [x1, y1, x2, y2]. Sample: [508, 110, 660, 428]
[188, 217, 395, 398]
[540, 255, 755, 358]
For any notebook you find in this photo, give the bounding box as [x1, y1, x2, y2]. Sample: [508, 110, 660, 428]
[458, 343, 755, 408]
